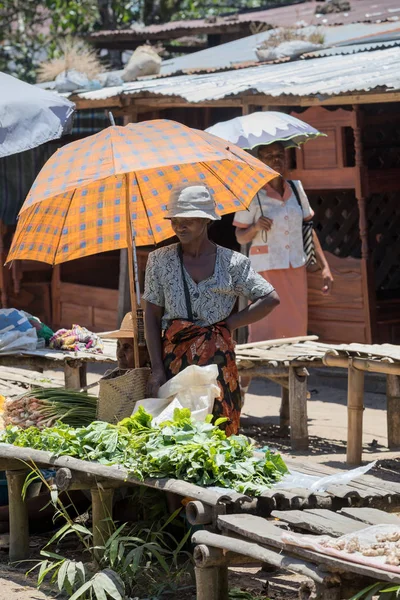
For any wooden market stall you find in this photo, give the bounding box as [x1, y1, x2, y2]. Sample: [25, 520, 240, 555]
[2, 74, 400, 344]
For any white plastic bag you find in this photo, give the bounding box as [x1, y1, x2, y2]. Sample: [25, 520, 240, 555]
[132, 364, 220, 423]
[273, 461, 375, 493]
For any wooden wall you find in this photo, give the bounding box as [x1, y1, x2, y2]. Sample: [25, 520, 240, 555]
[308, 253, 370, 344]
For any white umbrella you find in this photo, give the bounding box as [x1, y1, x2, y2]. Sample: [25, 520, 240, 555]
[0, 72, 75, 158]
[206, 111, 325, 150]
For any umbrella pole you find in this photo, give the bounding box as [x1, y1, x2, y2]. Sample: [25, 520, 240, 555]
[125, 174, 140, 368]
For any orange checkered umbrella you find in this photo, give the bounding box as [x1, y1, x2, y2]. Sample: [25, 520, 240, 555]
[8, 119, 277, 265]
[7, 119, 277, 366]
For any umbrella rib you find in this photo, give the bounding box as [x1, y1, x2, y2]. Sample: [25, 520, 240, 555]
[200, 161, 252, 212]
[53, 190, 76, 266]
[135, 176, 157, 246]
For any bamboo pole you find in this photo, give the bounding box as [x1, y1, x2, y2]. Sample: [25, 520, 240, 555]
[91, 488, 114, 560]
[192, 531, 328, 584]
[347, 365, 365, 465]
[387, 374, 400, 449]
[237, 335, 318, 351]
[125, 173, 140, 368]
[324, 354, 400, 376]
[289, 366, 309, 451]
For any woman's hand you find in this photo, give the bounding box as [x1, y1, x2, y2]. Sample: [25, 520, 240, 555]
[146, 368, 167, 398]
[321, 267, 334, 295]
[255, 216, 273, 232]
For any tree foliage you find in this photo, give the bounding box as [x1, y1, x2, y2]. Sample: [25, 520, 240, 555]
[0, 0, 297, 81]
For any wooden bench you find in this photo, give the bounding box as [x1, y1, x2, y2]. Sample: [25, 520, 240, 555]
[193, 508, 400, 600]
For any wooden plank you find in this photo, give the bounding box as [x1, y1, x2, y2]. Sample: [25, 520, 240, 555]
[387, 374, 400, 449]
[218, 514, 400, 584]
[289, 366, 309, 451]
[271, 509, 365, 536]
[339, 508, 400, 526]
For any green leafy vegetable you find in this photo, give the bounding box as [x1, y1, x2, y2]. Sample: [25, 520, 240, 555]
[1, 407, 288, 495]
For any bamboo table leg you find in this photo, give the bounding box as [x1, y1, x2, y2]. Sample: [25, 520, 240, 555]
[347, 365, 365, 465]
[91, 488, 114, 560]
[6, 470, 29, 561]
[280, 386, 290, 435]
[79, 364, 87, 389]
[195, 565, 229, 600]
[64, 363, 81, 390]
[387, 374, 400, 449]
[289, 367, 309, 451]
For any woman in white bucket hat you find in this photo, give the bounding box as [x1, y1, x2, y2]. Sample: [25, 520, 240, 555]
[143, 184, 280, 436]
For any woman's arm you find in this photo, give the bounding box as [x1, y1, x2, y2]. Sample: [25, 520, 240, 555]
[144, 301, 167, 397]
[226, 291, 280, 332]
[235, 217, 273, 245]
[312, 230, 334, 295]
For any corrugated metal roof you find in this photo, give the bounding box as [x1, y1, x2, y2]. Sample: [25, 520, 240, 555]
[74, 45, 400, 103]
[161, 21, 400, 75]
[303, 38, 400, 57]
[89, 0, 400, 40]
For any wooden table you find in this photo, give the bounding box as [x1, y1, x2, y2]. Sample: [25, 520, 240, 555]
[193, 507, 400, 600]
[0, 339, 117, 390]
[236, 338, 400, 464]
[323, 343, 400, 464]
[236, 336, 327, 452]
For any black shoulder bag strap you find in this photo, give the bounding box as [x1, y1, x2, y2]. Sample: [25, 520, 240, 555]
[287, 179, 303, 213]
[177, 245, 193, 322]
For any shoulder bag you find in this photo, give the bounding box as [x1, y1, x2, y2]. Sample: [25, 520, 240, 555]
[288, 180, 319, 272]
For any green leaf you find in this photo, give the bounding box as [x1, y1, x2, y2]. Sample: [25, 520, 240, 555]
[69, 579, 94, 600]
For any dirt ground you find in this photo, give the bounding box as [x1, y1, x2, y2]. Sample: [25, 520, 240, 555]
[0, 365, 398, 599]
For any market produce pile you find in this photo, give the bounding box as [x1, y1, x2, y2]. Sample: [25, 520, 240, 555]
[322, 530, 400, 566]
[4, 389, 97, 429]
[1, 407, 288, 495]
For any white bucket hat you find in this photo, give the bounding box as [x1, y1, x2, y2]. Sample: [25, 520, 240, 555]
[165, 184, 221, 221]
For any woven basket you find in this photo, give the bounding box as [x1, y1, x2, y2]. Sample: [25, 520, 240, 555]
[97, 367, 151, 424]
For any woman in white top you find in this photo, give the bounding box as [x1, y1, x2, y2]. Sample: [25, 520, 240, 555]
[233, 142, 333, 343]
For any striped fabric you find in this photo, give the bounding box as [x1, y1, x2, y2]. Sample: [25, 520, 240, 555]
[8, 120, 277, 265]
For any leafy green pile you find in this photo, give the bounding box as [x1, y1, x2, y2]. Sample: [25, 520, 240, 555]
[1, 407, 288, 495]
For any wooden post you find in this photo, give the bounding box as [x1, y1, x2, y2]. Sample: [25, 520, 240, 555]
[51, 265, 61, 330]
[64, 363, 81, 390]
[91, 488, 114, 559]
[289, 367, 309, 451]
[280, 386, 290, 435]
[79, 364, 87, 389]
[347, 364, 365, 465]
[6, 470, 29, 562]
[195, 565, 229, 600]
[353, 105, 375, 343]
[0, 222, 7, 307]
[117, 249, 130, 326]
[387, 374, 400, 449]
[124, 173, 140, 368]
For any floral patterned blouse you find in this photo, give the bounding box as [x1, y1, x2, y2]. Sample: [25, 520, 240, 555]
[143, 243, 275, 331]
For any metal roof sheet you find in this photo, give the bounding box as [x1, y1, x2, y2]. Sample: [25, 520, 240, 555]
[89, 0, 400, 39]
[160, 21, 400, 76]
[75, 45, 400, 103]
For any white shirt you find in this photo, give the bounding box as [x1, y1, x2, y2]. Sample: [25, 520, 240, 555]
[233, 180, 314, 273]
